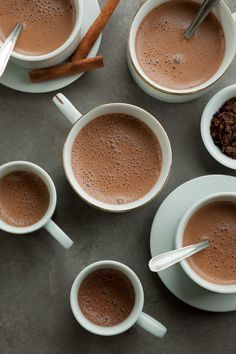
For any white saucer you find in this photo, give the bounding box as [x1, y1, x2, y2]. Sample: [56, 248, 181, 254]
[150, 175, 236, 312]
[0, 0, 101, 93]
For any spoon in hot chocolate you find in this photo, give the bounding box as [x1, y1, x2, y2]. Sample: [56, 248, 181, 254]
[149, 240, 209, 272]
[184, 0, 219, 39]
[0, 23, 23, 77]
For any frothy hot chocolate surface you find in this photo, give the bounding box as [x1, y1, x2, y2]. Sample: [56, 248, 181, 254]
[136, 0, 225, 90]
[71, 114, 162, 205]
[78, 269, 135, 327]
[0, 171, 50, 227]
[0, 0, 75, 55]
[183, 202, 236, 285]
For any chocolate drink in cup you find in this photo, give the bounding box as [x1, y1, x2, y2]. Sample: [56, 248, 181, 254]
[183, 201, 236, 285]
[71, 113, 162, 205]
[0, 0, 76, 55]
[78, 268, 135, 326]
[135, 0, 225, 90]
[0, 171, 49, 227]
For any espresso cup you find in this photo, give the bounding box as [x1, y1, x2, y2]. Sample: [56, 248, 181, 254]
[0, 161, 73, 249]
[70, 260, 167, 337]
[6, 0, 83, 69]
[175, 192, 236, 294]
[53, 93, 172, 212]
[128, 0, 236, 103]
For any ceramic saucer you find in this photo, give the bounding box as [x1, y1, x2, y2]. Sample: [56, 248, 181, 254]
[150, 175, 236, 312]
[0, 0, 101, 93]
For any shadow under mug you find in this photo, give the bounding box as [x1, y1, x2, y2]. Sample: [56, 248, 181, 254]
[8, 0, 83, 69]
[0, 161, 73, 249]
[175, 192, 236, 294]
[70, 260, 167, 337]
[53, 93, 172, 212]
[128, 0, 236, 103]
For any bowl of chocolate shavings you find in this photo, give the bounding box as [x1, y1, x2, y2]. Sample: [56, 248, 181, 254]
[201, 84, 236, 170]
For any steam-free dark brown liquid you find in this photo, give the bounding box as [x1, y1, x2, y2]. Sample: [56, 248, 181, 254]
[78, 269, 135, 327]
[71, 114, 162, 204]
[136, 0, 225, 89]
[0, 171, 50, 227]
[0, 0, 75, 55]
[183, 202, 236, 285]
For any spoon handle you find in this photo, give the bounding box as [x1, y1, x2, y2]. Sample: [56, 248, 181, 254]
[149, 240, 209, 272]
[0, 23, 23, 78]
[184, 0, 219, 39]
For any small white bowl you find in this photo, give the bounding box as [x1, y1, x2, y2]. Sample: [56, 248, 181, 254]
[175, 192, 236, 294]
[201, 84, 236, 170]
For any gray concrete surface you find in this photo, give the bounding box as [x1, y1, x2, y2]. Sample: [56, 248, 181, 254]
[0, 0, 236, 353]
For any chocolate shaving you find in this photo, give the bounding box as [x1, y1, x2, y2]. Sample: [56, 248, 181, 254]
[210, 97, 236, 159]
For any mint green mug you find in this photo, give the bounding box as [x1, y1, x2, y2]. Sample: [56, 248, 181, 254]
[70, 260, 167, 337]
[0, 161, 73, 249]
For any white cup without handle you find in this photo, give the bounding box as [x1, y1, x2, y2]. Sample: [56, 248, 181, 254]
[70, 260, 167, 337]
[175, 192, 236, 294]
[53, 93, 172, 212]
[128, 0, 236, 103]
[6, 0, 83, 69]
[0, 161, 73, 249]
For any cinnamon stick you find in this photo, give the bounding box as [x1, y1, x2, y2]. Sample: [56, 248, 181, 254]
[71, 0, 120, 61]
[29, 55, 104, 83]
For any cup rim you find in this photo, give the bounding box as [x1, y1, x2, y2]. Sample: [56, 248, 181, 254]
[7, 0, 83, 62]
[128, 0, 236, 96]
[175, 192, 236, 294]
[70, 260, 144, 336]
[201, 84, 236, 170]
[63, 103, 172, 212]
[0, 161, 57, 234]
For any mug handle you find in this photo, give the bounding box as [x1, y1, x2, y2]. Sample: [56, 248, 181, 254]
[44, 219, 73, 249]
[53, 93, 82, 125]
[136, 312, 167, 338]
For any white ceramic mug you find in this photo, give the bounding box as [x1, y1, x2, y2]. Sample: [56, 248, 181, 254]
[6, 0, 83, 69]
[128, 0, 236, 103]
[175, 192, 236, 294]
[53, 93, 172, 212]
[70, 260, 167, 337]
[0, 161, 73, 249]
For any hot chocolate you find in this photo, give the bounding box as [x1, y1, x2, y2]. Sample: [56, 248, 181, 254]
[78, 269, 135, 327]
[183, 202, 236, 285]
[0, 0, 75, 55]
[135, 0, 225, 90]
[0, 171, 50, 227]
[71, 113, 162, 204]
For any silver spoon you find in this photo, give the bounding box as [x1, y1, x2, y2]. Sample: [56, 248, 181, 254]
[0, 23, 23, 78]
[184, 0, 219, 40]
[149, 240, 209, 272]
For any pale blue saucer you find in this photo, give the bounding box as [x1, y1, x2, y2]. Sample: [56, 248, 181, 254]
[150, 175, 236, 312]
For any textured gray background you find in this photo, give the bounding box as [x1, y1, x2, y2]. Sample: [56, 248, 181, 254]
[0, 0, 236, 353]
